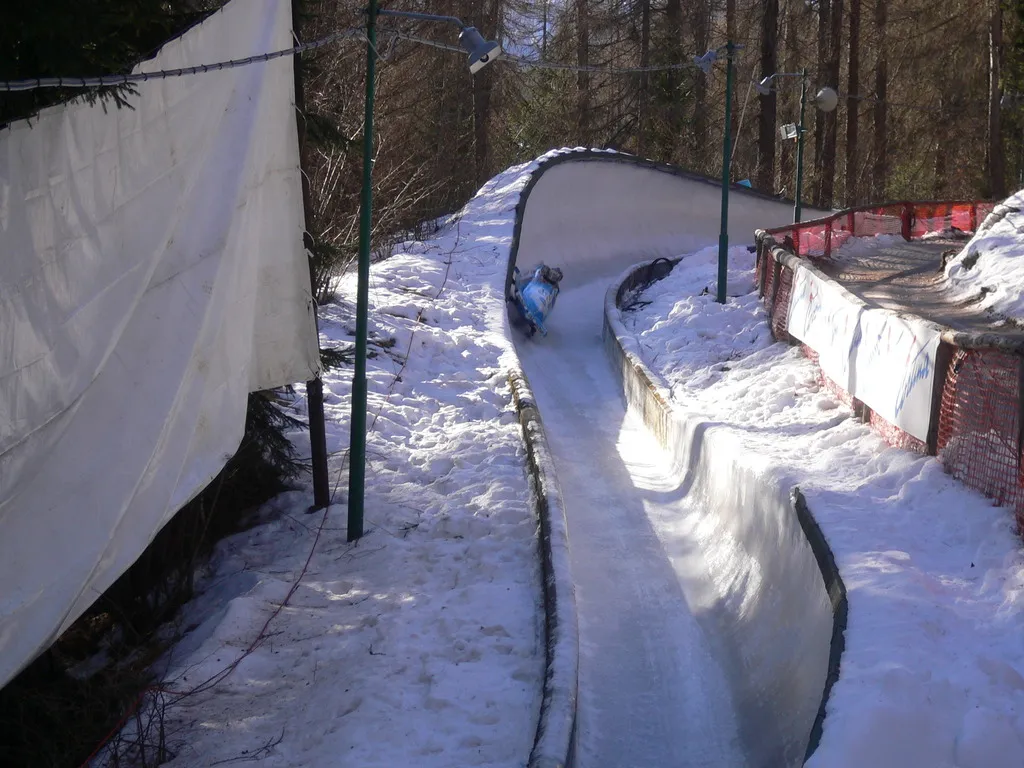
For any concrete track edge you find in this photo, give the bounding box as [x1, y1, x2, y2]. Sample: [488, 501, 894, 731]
[603, 257, 849, 762]
[510, 367, 579, 768]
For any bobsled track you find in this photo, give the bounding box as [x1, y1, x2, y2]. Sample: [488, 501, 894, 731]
[509, 153, 837, 768]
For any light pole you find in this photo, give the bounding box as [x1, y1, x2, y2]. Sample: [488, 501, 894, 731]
[348, 3, 501, 542]
[695, 42, 742, 305]
[756, 71, 838, 222]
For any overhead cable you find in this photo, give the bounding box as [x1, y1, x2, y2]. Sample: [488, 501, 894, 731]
[0, 27, 364, 92]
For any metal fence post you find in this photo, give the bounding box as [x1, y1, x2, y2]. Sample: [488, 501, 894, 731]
[901, 203, 912, 240]
[292, 0, 330, 511]
[926, 342, 955, 456]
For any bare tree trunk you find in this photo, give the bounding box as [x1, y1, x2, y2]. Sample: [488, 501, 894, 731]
[541, 0, 549, 58]
[692, 0, 710, 161]
[934, 94, 948, 198]
[637, 0, 651, 156]
[473, 69, 493, 186]
[988, 0, 1006, 198]
[818, 0, 843, 206]
[665, 0, 684, 157]
[871, 0, 887, 201]
[726, 0, 737, 140]
[779, 0, 800, 195]
[813, 0, 830, 197]
[576, 0, 591, 144]
[757, 0, 780, 190]
[471, 0, 501, 186]
[845, 0, 861, 206]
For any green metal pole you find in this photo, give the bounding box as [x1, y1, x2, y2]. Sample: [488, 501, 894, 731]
[348, 0, 377, 542]
[794, 68, 807, 223]
[717, 42, 735, 305]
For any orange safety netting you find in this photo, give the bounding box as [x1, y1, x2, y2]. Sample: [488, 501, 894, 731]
[758, 199, 1024, 525]
[936, 347, 1024, 527]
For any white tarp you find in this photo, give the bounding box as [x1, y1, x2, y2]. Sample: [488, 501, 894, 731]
[0, 0, 319, 687]
[787, 264, 940, 442]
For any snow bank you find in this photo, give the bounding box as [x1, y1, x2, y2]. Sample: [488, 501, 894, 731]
[135, 156, 560, 768]
[945, 190, 1024, 318]
[626, 246, 1024, 768]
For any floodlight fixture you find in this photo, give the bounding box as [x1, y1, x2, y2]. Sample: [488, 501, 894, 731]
[459, 26, 502, 73]
[377, 8, 502, 75]
[780, 123, 799, 141]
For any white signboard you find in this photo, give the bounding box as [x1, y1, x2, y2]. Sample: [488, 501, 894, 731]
[786, 263, 940, 442]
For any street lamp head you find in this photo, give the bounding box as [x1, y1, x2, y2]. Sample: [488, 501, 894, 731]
[755, 75, 774, 96]
[693, 49, 718, 74]
[459, 27, 501, 74]
[814, 86, 839, 113]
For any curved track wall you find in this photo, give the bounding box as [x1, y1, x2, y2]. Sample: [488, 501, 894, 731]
[506, 151, 828, 293]
[604, 258, 847, 765]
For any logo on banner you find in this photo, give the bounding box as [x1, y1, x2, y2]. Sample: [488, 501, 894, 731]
[895, 344, 933, 417]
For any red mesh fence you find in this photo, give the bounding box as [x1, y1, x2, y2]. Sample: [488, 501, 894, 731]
[868, 410, 929, 455]
[765, 200, 991, 260]
[757, 198, 1024, 523]
[771, 261, 794, 341]
[802, 345, 858, 410]
[936, 348, 1024, 525]
[758, 246, 795, 342]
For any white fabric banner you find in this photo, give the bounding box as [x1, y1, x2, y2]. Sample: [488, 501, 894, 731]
[786, 265, 860, 390]
[787, 264, 940, 442]
[0, 0, 319, 687]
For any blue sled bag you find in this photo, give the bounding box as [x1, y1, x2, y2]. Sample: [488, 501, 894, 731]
[511, 265, 562, 337]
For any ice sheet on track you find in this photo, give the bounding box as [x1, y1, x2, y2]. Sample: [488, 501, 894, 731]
[517, 281, 748, 768]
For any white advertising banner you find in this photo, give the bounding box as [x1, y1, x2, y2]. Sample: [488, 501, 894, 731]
[0, 0, 319, 687]
[851, 311, 941, 441]
[786, 265, 860, 392]
[787, 263, 940, 442]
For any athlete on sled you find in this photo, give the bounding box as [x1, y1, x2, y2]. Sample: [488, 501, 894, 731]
[509, 263, 564, 337]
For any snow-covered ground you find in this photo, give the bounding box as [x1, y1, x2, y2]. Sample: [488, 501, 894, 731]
[129, 161, 555, 767]
[627, 244, 1024, 768]
[946, 190, 1024, 318]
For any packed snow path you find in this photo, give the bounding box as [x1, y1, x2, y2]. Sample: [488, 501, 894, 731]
[816, 238, 1004, 330]
[517, 279, 747, 768]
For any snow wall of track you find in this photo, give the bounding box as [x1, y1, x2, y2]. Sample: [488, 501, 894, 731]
[506, 150, 838, 766]
[605, 269, 843, 765]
